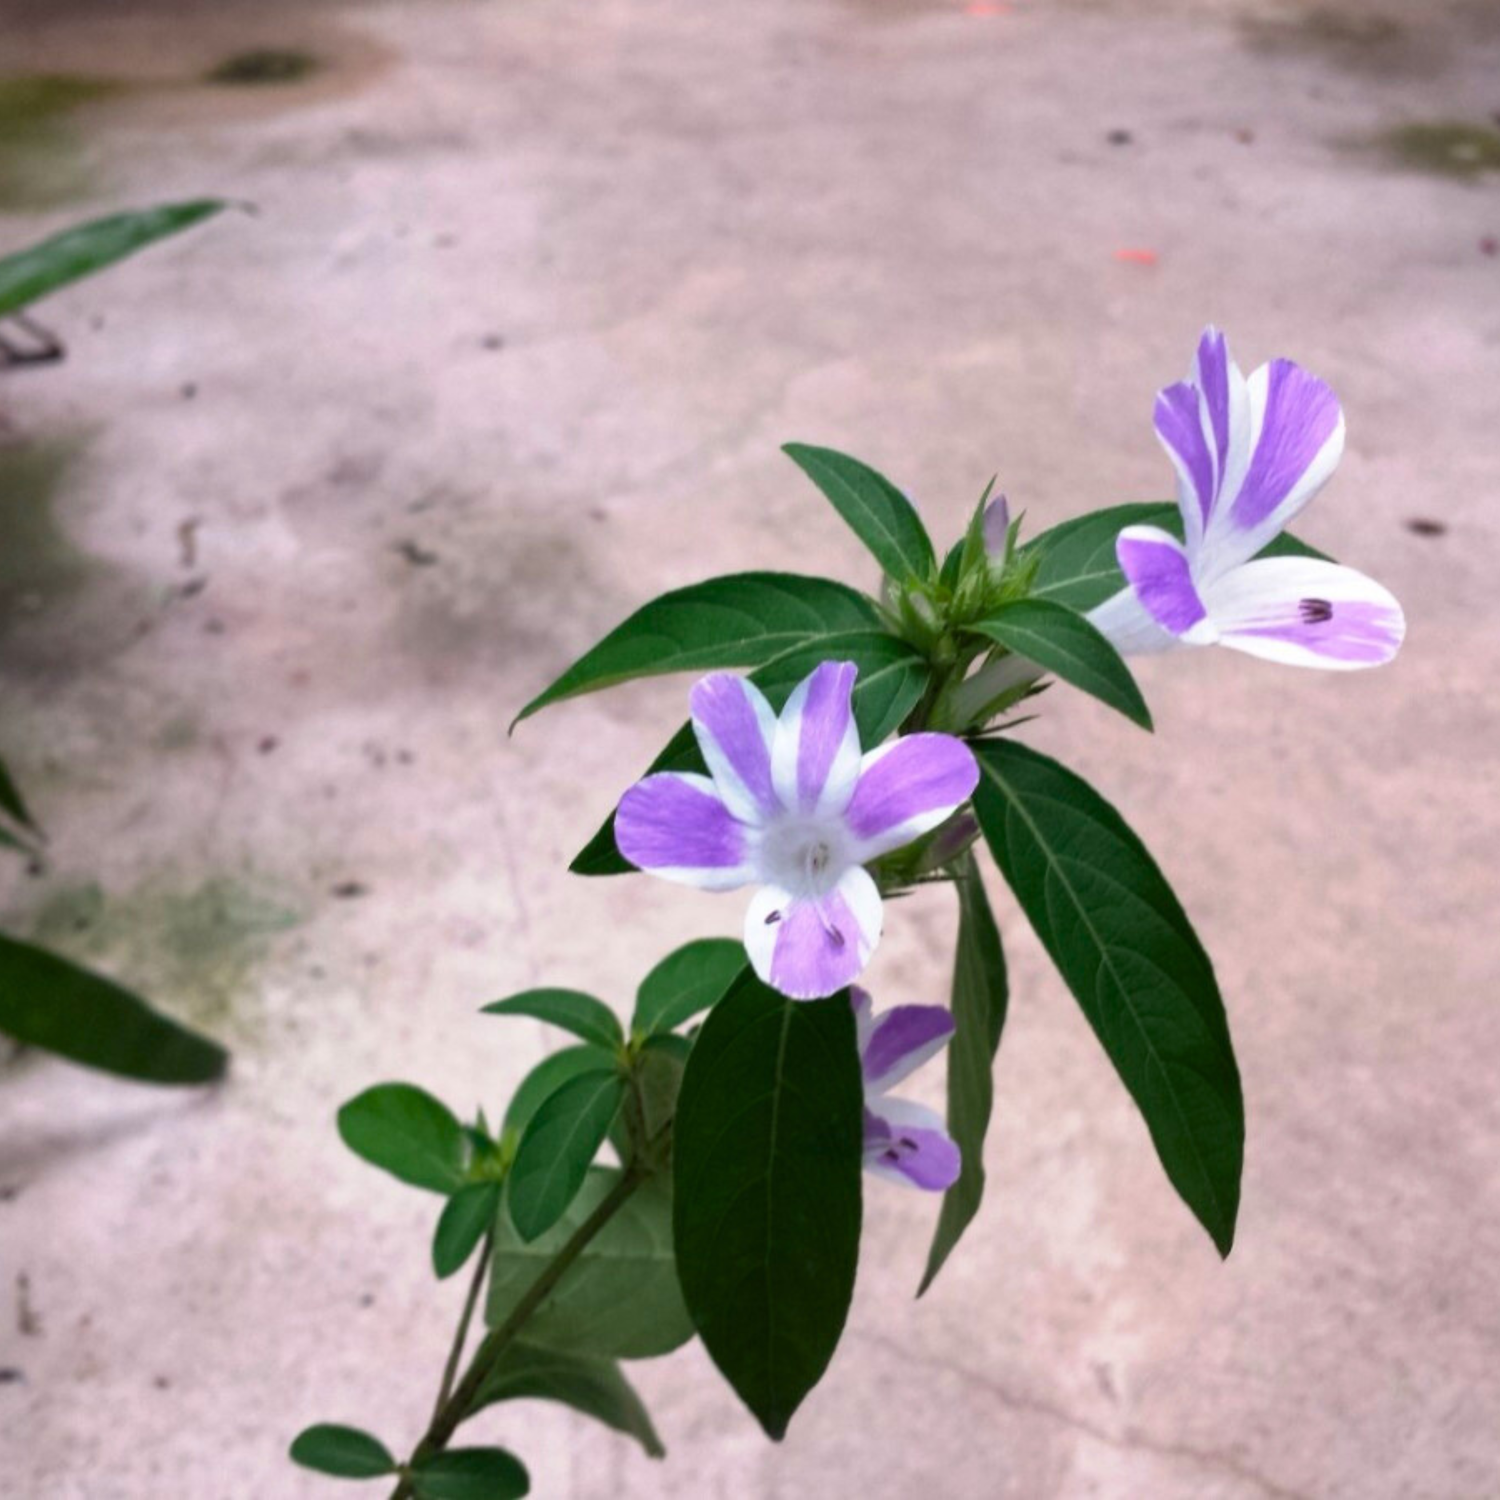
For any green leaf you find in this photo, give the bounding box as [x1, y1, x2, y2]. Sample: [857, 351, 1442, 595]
[1023, 502, 1328, 614]
[502, 1043, 616, 1140]
[919, 855, 1009, 1295]
[481, 988, 623, 1051]
[487, 1167, 694, 1358]
[672, 971, 863, 1439]
[470, 1341, 666, 1458]
[0, 933, 226, 1084]
[0, 201, 226, 319]
[782, 443, 935, 584]
[433, 1181, 502, 1279]
[508, 1071, 625, 1241]
[571, 629, 929, 876]
[608, 1032, 690, 1163]
[633, 939, 747, 1035]
[971, 739, 1243, 1255]
[338, 1083, 466, 1195]
[412, 1448, 529, 1500]
[965, 598, 1152, 730]
[514, 573, 881, 726]
[0, 754, 39, 835]
[288, 1424, 395, 1479]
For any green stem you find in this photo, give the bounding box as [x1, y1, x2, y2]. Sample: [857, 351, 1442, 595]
[429, 1227, 493, 1426]
[388, 1163, 649, 1499]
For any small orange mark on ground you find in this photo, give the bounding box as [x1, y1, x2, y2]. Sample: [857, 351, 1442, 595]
[1113, 248, 1160, 265]
[965, 2, 1011, 15]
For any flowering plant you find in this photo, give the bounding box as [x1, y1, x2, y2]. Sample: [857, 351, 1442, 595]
[292, 329, 1402, 1496]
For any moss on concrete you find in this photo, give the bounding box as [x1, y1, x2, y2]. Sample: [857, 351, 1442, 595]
[1378, 121, 1500, 178]
[0, 75, 119, 209]
[27, 875, 302, 1033]
[0, 441, 93, 631]
[205, 49, 321, 87]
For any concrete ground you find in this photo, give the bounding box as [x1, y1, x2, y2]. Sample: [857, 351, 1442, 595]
[1, 0, 1497, 1495]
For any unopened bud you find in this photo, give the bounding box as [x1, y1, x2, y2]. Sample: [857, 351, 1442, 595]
[982, 494, 1011, 558]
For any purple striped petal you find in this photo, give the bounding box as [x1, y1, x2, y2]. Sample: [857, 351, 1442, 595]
[861, 1004, 954, 1093]
[615, 772, 752, 890]
[1115, 526, 1215, 640]
[863, 1098, 960, 1192]
[1202, 557, 1405, 671]
[1201, 356, 1343, 573]
[1087, 585, 1182, 658]
[1154, 380, 1216, 538]
[1194, 327, 1232, 490]
[844, 734, 978, 861]
[772, 661, 861, 817]
[690, 673, 780, 823]
[744, 865, 882, 1000]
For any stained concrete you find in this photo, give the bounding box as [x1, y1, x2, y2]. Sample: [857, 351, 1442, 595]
[0, 0, 1496, 1496]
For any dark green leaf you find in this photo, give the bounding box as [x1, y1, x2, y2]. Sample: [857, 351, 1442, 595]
[470, 1341, 666, 1458]
[672, 971, 863, 1439]
[481, 988, 623, 1051]
[971, 739, 1243, 1255]
[412, 1447, 529, 1500]
[0, 933, 225, 1084]
[433, 1181, 502, 1279]
[633, 939, 747, 1035]
[338, 1083, 466, 1195]
[288, 1424, 395, 1479]
[782, 443, 935, 584]
[965, 598, 1152, 730]
[508, 1071, 626, 1241]
[571, 629, 929, 875]
[919, 855, 1009, 1295]
[0, 755, 39, 835]
[514, 573, 881, 726]
[0, 201, 226, 319]
[486, 1168, 694, 1358]
[502, 1043, 617, 1140]
[1022, 503, 1328, 614]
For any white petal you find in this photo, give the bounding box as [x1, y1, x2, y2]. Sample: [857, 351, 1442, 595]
[1200, 557, 1405, 671]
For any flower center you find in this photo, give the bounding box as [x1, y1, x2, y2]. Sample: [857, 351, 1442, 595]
[755, 817, 850, 899]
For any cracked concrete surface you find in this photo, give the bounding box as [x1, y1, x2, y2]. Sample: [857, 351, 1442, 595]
[0, 0, 1497, 1495]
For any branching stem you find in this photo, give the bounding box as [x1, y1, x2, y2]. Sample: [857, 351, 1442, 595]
[387, 1164, 648, 1499]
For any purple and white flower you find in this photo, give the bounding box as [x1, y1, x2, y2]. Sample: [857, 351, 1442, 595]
[854, 988, 961, 1191]
[1089, 327, 1406, 670]
[614, 662, 979, 1001]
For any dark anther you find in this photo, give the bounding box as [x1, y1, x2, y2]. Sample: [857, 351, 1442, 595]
[764, 909, 782, 925]
[1298, 597, 1334, 624]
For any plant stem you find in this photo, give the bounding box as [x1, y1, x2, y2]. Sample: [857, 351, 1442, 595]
[388, 1164, 648, 1499]
[429, 1227, 494, 1426]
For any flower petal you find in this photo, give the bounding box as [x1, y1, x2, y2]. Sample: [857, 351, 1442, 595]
[863, 1097, 961, 1192]
[1206, 356, 1344, 574]
[850, 986, 875, 1052]
[615, 772, 753, 890]
[1154, 378, 1217, 548]
[1201, 557, 1405, 670]
[744, 865, 882, 1001]
[844, 735, 979, 862]
[690, 672, 781, 823]
[1087, 585, 1181, 658]
[771, 660, 862, 818]
[1115, 525, 1218, 643]
[861, 1004, 954, 1094]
